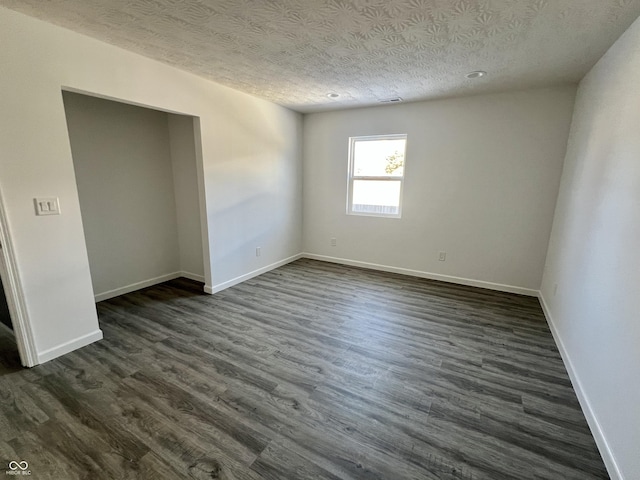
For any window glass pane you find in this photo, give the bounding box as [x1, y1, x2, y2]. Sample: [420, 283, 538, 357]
[352, 179, 401, 215]
[353, 138, 406, 177]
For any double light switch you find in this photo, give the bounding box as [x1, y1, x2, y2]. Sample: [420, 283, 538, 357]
[34, 197, 61, 216]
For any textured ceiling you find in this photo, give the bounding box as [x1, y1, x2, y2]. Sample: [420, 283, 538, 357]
[2, 0, 640, 112]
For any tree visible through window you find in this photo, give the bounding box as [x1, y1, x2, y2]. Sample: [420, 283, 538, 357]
[347, 134, 407, 217]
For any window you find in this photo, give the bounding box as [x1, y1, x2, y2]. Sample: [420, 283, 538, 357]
[347, 134, 407, 218]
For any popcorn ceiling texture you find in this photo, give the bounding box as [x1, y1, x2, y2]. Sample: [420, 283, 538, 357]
[2, 0, 639, 112]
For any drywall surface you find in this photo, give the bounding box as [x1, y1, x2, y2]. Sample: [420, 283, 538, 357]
[168, 114, 204, 279]
[168, 114, 204, 280]
[303, 87, 576, 292]
[540, 16, 640, 480]
[63, 92, 180, 296]
[0, 7, 302, 361]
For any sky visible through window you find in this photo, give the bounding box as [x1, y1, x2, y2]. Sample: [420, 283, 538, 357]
[353, 138, 405, 177]
[350, 136, 406, 216]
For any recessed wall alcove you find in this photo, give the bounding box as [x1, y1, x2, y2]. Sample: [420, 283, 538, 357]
[62, 91, 206, 301]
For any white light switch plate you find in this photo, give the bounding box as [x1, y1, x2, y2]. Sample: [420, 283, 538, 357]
[34, 197, 61, 216]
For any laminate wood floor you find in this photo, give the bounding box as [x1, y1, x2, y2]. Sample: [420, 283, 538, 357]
[0, 259, 608, 479]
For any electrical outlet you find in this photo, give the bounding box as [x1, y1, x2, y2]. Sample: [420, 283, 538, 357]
[256, 247, 261, 257]
[438, 251, 446, 262]
[330, 237, 337, 247]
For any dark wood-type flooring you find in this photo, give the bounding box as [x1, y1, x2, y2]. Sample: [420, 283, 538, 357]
[0, 259, 608, 479]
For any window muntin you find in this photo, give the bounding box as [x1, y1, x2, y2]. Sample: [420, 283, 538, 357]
[347, 134, 407, 218]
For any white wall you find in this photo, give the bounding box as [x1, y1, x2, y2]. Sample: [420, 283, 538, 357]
[63, 92, 181, 297]
[0, 7, 302, 364]
[540, 16, 640, 480]
[303, 87, 576, 294]
[168, 114, 204, 281]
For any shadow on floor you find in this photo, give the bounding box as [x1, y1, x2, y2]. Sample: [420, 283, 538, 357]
[0, 323, 22, 376]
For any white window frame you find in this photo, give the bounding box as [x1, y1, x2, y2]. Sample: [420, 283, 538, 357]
[347, 134, 407, 218]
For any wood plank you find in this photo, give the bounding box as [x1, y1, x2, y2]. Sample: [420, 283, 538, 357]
[0, 259, 608, 479]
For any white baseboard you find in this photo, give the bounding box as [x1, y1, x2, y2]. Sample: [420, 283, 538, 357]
[37, 329, 103, 364]
[301, 253, 538, 297]
[205, 254, 302, 294]
[538, 293, 622, 480]
[94, 272, 199, 302]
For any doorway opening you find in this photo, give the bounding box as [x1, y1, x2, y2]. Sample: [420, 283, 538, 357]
[62, 91, 208, 304]
[0, 273, 21, 373]
[0, 201, 38, 368]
